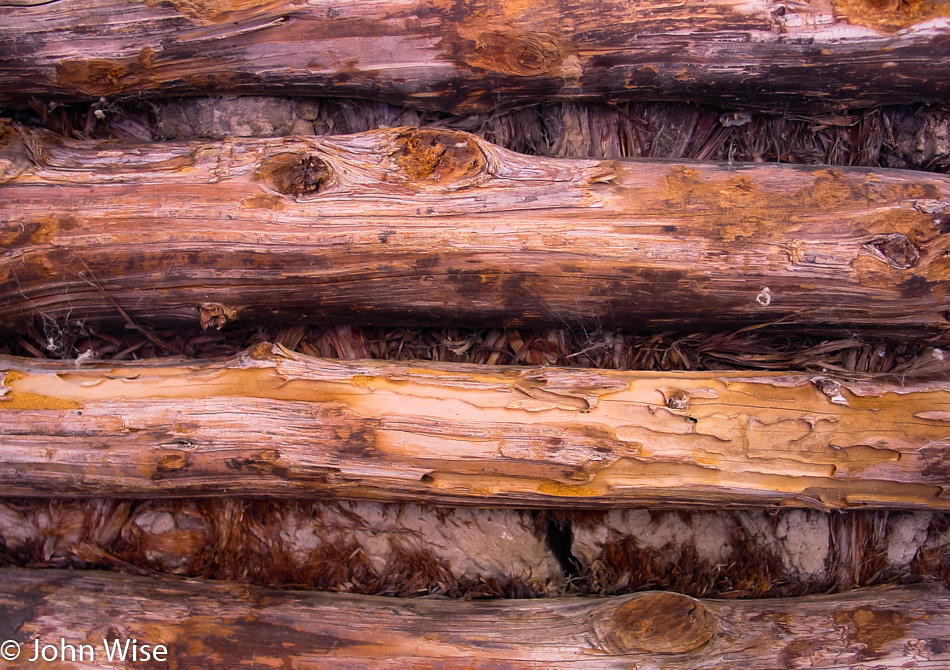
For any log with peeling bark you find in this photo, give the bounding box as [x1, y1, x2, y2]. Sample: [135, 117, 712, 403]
[1, 0, 950, 113]
[2, 124, 948, 340]
[0, 569, 948, 668]
[2, 343, 949, 508]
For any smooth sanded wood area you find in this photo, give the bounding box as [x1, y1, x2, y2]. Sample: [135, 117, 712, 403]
[2, 344, 949, 508]
[1, 0, 949, 113]
[0, 569, 947, 668]
[1, 124, 948, 340]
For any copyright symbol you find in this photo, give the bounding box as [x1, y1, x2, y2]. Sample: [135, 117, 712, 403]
[0, 640, 20, 660]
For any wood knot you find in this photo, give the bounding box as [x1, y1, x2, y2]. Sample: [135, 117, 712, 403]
[460, 31, 567, 77]
[506, 35, 562, 75]
[153, 451, 190, 480]
[591, 592, 717, 654]
[392, 129, 487, 187]
[863, 233, 920, 270]
[256, 151, 329, 197]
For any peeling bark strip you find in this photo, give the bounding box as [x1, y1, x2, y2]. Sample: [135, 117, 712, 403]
[0, 569, 947, 669]
[2, 344, 949, 508]
[2, 125, 949, 340]
[1, 0, 950, 112]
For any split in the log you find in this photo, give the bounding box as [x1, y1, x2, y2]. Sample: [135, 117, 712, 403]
[2, 0, 950, 113]
[1, 124, 948, 341]
[0, 568, 947, 668]
[2, 344, 949, 508]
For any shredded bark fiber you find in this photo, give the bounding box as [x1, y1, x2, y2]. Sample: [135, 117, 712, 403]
[0, 499, 947, 598]
[1, 96, 949, 598]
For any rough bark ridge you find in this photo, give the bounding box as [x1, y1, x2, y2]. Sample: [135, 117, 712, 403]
[2, 344, 949, 508]
[1, 0, 950, 113]
[2, 124, 948, 340]
[0, 569, 947, 668]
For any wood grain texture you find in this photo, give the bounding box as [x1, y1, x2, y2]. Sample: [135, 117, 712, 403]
[1, 0, 950, 113]
[2, 344, 949, 508]
[0, 568, 947, 668]
[2, 124, 948, 340]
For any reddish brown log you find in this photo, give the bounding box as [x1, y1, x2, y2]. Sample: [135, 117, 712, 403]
[1, 0, 950, 113]
[0, 569, 947, 668]
[1, 124, 948, 340]
[2, 344, 949, 508]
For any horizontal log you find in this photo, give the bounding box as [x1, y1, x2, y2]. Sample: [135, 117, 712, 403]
[2, 344, 949, 508]
[0, 569, 947, 668]
[1, 125, 948, 339]
[1, 0, 950, 113]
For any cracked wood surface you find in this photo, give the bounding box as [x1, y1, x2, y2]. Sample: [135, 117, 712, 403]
[2, 344, 949, 507]
[0, 568, 948, 668]
[1, 0, 950, 113]
[1, 124, 949, 340]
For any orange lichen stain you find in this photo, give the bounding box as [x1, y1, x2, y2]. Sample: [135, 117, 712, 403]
[146, 0, 278, 20]
[56, 60, 124, 96]
[693, 452, 722, 468]
[673, 68, 694, 82]
[158, 453, 188, 470]
[2, 215, 81, 248]
[391, 128, 487, 186]
[55, 47, 157, 97]
[537, 481, 601, 496]
[351, 375, 375, 387]
[1, 371, 80, 410]
[240, 193, 284, 210]
[832, 444, 901, 475]
[831, 0, 950, 32]
[833, 608, 908, 659]
[654, 165, 937, 242]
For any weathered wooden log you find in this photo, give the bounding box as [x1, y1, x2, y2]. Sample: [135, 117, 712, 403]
[2, 344, 949, 507]
[0, 568, 947, 668]
[1, 0, 950, 113]
[2, 124, 948, 340]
